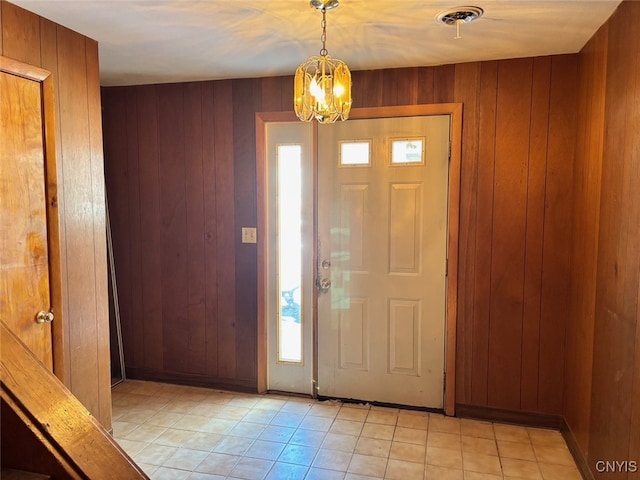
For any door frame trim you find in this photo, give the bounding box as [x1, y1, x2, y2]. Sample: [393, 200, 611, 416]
[1, 55, 66, 382]
[256, 104, 462, 415]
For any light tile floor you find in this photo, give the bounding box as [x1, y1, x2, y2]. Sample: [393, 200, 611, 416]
[112, 380, 583, 480]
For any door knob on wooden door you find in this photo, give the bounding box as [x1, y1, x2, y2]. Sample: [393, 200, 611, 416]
[35, 310, 54, 324]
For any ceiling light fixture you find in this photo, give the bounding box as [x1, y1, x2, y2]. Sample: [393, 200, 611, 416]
[294, 0, 352, 123]
[436, 6, 484, 39]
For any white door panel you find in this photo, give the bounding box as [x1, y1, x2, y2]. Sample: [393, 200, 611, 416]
[317, 115, 450, 407]
[266, 121, 314, 394]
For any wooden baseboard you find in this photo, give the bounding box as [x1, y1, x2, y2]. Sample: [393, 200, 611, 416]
[456, 404, 593, 480]
[560, 417, 596, 480]
[455, 403, 564, 429]
[124, 367, 258, 394]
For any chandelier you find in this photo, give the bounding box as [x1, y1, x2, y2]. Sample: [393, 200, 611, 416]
[294, 0, 352, 123]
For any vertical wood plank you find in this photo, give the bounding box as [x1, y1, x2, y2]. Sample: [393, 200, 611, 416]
[417, 67, 435, 105]
[434, 64, 456, 103]
[184, 82, 207, 375]
[620, 49, 640, 469]
[520, 56, 551, 411]
[353, 69, 383, 108]
[631, 277, 640, 469]
[85, 37, 111, 429]
[564, 24, 606, 453]
[233, 78, 260, 381]
[157, 83, 189, 373]
[40, 15, 70, 383]
[136, 85, 164, 371]
[382, 69, 399, 106]
[538, 55, 577, 414]
[56, 25, 100, 415]
[487, 58, 532, 409]
[261, 75, 284, 112]
[1, 2, 40, 66]
[102, 88, 134, 368]
[453, 62, 481, 405]
[213, 80, 237, 379]
[0, 1, 3, 53]
[38, 25, 66, 382]
[125, 87, 144, 368]
[627, 3, 640, 462]
[202, 82, 219, 376]
[350, 70, 364, 109]
[279, 76, 294, 113]
[472, 61, 498, 406]
[395, 67, 419, 105]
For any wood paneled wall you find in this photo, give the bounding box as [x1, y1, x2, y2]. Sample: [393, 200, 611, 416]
[590, 0, 640, 472]
[565, 1, 640, 476]
[102, 82, 256, 388]
[103, 55, 578, 412]
[565, 21, 608, 456]
[1, 1, 111, 429]
[454, 56, 577, 414]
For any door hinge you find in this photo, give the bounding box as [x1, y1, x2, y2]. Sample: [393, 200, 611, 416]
[445, 258, 449, 277]
[448, 139, 452, 162]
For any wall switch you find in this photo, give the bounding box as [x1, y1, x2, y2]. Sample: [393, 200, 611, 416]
[242, 227, 257, 244]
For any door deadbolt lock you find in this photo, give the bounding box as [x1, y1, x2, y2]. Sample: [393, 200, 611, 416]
[36, 310, 54, 324]
[317, 277, 331, 293]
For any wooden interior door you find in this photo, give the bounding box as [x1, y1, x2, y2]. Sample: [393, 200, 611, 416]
[316, 115, 451, 408]
[0, 66, 54, 369]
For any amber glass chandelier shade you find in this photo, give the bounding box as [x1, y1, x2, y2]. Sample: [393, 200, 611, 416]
[294, 54, 351, 123]
[293, 0, 351, 124]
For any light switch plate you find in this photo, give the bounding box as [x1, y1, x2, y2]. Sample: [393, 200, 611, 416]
[242, 227, 257, 244]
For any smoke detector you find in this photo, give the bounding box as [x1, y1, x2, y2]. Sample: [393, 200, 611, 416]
[436, 6, 484, 38]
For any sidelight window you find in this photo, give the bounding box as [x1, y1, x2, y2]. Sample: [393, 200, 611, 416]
[276, 144, 303, 363]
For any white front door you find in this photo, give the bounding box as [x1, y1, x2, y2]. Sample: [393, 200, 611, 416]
[316, 115, 450, 408]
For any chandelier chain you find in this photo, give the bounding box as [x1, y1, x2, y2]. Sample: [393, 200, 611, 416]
[320, 8, 328, 56]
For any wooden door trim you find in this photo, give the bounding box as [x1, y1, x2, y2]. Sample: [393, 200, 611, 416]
[1, 55, 66, 383]
[255, 111, 297, 393]
[256, 104, 462, 416]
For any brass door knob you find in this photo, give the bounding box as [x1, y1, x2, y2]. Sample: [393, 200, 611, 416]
[317, 277, 331, 293]
[35, 310, 54, 324]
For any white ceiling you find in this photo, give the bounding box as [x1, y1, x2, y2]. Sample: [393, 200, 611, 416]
[11, 0, 621, 86]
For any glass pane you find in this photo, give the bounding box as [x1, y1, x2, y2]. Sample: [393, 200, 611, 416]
[340, 141, 371, 165]
[391, 138, 424, 164]
[277, 144, 303, 363]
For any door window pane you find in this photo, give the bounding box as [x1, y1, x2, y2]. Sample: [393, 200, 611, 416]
[391, 138, 425, 164]
[277, 144, 303, 363]
[340, 140, 371, 166]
